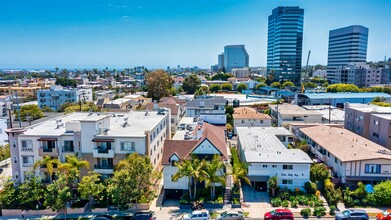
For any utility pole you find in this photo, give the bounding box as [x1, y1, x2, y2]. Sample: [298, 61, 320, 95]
[15, 91, 22, 128]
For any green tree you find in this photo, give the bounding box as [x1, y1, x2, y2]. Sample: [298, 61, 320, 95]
[201, 155, 226, 200]
[322, 82, 329, 88]
[237, 83, 248, 93]
[33, 156, 61, 183]
[108, 153, 160, 209]
[228, 148, 251, 191]
[303, 82, 317, 89]
[78, 171, 105, 202]
[212, 73, 233, 81]
[44, 172, 72, 212]
[194, 86, 209, 96]
[55, 77, 77, 87]
[267, 176, 278, 197]
[326, 84, 360, 93]
[172, 160, 195, 200]
[209, 84, 222, 93]
[145, 69, 172, 100]
[255, 83, 267, 90]
[64, 102, 101, 113]
[281, 81, 294, 88]
[182, 74, 201, 94]
[0, 144, 10, 161]
[18, 173, 45, 210]
[373, 180, 391, 206]
[310, 163, 330, 188]
[221, 83, 233, 91]
[17, 104, 44, 121]
[270, 82, 281, 89]
[0, 180, 19, 209]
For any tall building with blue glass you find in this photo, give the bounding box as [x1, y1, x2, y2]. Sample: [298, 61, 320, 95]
[267, 6, 304, 84]
[326, 25, 368, 84]
[223, 45, 249, 73]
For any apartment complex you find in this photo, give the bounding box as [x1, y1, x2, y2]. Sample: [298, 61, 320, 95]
[220, 45, 249, 73]
[333, 63, 390, 87]
[237, 127, 312, 190]
[344, 103, 391, 150]
[299, 125, 391, 184]
[37, 85, 93, 111]
[7, 110, 171, 183]
[327, 25, 369, 83]
[269, 104, 322, 127]
[0, 79, 54, 98]
[186, 97, 226, 125]
[233, 107, 271, 134]
[267, 6, 304, 84]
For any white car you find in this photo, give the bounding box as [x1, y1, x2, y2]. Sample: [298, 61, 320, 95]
[216, 210, 244, 220]
[182, 210, 210, 220]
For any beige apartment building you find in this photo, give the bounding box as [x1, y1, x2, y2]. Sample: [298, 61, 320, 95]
[269, 103, 322, 127]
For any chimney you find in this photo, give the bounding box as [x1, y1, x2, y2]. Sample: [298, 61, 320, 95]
[196, 127, 203, 140]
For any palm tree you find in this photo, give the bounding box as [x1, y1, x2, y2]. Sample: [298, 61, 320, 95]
[201, 155, 226, 200]
[59, 155, 90, 175]
[267, 176, 278, 197]
[32, 156, 60, 183]
[190, 157, 207, 200]
[228, 161, 251, 190]
[172, 160, 194, 200]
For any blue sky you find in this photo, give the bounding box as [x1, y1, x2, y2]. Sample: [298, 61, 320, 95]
[0, 0, 390, 69]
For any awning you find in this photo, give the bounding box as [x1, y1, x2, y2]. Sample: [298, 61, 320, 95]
[248, 175, 269, 182]
[92, 138, 114, 142]
[37, 137, 58, 141]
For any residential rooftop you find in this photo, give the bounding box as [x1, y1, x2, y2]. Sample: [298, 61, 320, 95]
[300, 125, 391, 162]
[233, 107, 271, 120]
[269, 104, 323, 116]
[20, 111, 168, 137]
[237, 127, 312, 164]
[301, 92, 391, 99]
[303, 105, 345, 122]
[372, 114, 391, 120]
[346, 103, 391, 113]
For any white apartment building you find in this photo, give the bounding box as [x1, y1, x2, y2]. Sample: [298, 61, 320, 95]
[7, 110, 171, 183]
[269, 104, 323, 127]
[299, 125, 391, 184]
[233, 107, 271, 134]
[237, 127, 312, 191]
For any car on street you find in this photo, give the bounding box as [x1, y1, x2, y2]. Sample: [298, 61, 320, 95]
[133, 211, 157, 220]
[377, 210, 391, 220]
[264, 209, 294, 220]
[182, 209, 210, 220]
[216, 210, 244, 220]
[91, 214, 114, 220]
[335, 209, 369, 220]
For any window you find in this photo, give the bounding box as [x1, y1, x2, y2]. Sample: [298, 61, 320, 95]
[260, 120, 263, 123]
[283, 165, 293, 170]
[120, 142, 135, 151]
[242, 120, 244, 123]
[328, 152, 330, 157]
[154, 145, 156, 151]
[272, 165, 277, 168]
[374, 120, 379, 125]
[22, 156, 34, 167]
[365, 164, 381, 173]
[170, 159, 177, 166]
[335, 157, 338, 164]
[263, 165, 268, 168]
[373, 132, 379, 138]
[42, 140, 56, 151]
[21, 140, 33, 151]
[63, 140, 74, 152]
[282, 179, 293, 184]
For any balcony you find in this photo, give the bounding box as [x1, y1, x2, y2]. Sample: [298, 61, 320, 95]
[94, 164, 114, 174]
[39, 147, 59, 157]
[93, 148, 114, 158]
[22, 162, 34, 167]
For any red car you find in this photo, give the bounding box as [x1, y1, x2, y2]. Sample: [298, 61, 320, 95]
[377, 210, 391, 220]
[264, 209, 294, 220]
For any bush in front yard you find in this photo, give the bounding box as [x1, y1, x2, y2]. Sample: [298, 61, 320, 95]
[304, 182, 317, 194]
[300, 208, 311, 217]
[282, 200, 289, 208]
[329, 205, 336, 216]
[271, 198, 282, 207]
[313, 207, 326, 217]
[291, 199, 298, 208]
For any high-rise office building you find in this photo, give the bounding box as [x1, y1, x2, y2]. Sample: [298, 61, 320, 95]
[223, 45, 249, 73]
[327, 25, 368, 84]
[218, 53, 225, 71]
[267, 6, 304, 84]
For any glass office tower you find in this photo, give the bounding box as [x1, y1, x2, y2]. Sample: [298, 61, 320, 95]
[267, 6, 304, 84]
[223, 45, 249, 73]
[326, 25, 368, 84]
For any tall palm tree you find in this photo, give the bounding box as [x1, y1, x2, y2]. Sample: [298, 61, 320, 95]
[201, 155, 226, 200]
[267, 175, 278, 197]
[228, 161, 251, 190]
[190, 157, 207, 200]
[172, 159, 194, 200]
[32, 156, 60, 183]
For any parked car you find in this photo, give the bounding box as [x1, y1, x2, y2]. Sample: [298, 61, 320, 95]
[182, 210, 210, 220]
[264, 209, 294, 220]
[335, 209, 369, 220]
[377, 210, 391, 220]
[216, 210, 244, 220]
[133, 211, 157, 220]
[91, 214, 114, 220]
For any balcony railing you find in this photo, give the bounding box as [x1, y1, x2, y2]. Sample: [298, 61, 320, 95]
[94, 164, 114, 174]
[39, 147, 58, 157]
[93, 148, 114, 158]
[22, 162, 34, 167]
[94, 164, 114, 169]
[43, 148, 53, 152]
[21, 147, 33, 152]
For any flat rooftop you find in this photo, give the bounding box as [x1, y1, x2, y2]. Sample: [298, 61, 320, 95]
[269, 104, 323, 116]
[300, 125, 391, 162]
[301, 92, 391, 99]
[346, 103, 391, 113]
[372, 114, 391, 120]
[236, 127, 312, 164]
[21, 111, 167, 137]
[172, 117, 198, 140]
